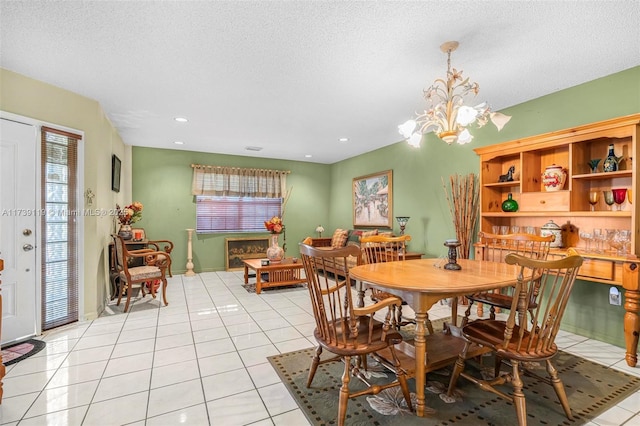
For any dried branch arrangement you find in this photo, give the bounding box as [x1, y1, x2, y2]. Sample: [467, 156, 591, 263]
[441, 174, 480, 259]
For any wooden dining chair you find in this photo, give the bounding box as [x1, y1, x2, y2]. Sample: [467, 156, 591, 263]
[112, 235, 171, 312]
[462, 232, 554, 326]
[447, 248, 583, 426]
[359, 234, 432, 331]
[299, 243, 413, 426]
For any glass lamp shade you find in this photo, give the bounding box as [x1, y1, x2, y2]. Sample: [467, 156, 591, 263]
[396, 216, 410, 235]
[396, 217, 410, 227]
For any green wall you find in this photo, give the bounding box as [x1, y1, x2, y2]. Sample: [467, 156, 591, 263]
[132, 67, 640, 348]
[132, 148, 331, 273]
[327, 66, 640, 347]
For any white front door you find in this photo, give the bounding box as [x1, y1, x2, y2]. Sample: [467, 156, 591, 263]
[0, 118, 38, 344]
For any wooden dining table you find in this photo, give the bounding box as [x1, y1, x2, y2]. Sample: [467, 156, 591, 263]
[349, 257, 521, 417]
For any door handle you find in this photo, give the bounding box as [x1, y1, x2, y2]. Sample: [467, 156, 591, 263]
[23, 244, 34, 251]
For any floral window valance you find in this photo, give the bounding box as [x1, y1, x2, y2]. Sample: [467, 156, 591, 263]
[191, 165, 289, 198]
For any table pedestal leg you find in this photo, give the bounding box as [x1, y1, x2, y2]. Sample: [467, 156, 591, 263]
[414, 311, 427, 417]
[356, 281, 365, 308]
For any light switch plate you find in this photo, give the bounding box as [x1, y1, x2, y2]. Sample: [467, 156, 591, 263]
[609, 287, 621, 306]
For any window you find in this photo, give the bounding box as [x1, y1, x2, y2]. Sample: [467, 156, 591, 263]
[41, 127, 80, 330]
[196, 196, 282, 233]
[191, 165, 289, 233]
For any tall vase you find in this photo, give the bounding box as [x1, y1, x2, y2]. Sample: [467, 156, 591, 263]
[118, 224, 133, 240]
[266, 233, 284, 263]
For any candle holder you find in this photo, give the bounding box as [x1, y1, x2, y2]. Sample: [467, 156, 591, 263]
[444, 239, 462, 270]
[396, 216, 410, 235]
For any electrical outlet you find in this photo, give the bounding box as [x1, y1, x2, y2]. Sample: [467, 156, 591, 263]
[609, 287, 621, 306]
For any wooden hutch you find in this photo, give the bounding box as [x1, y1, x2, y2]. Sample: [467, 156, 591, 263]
[473, 114, 640, 367]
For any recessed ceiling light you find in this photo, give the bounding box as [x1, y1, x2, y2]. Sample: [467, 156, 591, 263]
[245, 146, 263, 151]
[305, 154, 312, 158]
[174, 117, 188, 123]
[339, 137, 349, 142]
[174, 141, 184, 145]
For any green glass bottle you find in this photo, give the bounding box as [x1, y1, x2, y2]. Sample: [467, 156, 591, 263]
[501, 193, 518, 212]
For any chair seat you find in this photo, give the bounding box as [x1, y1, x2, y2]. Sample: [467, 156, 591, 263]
[371, 290, 408, 306]
[120, 265, 162, 281]
[463, 319, 558, 361]
[467, 291, 538, 311]
[467, 292, 513, 309]
[315, 318, 401, 356]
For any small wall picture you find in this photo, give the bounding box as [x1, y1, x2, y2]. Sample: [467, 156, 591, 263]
[112, 154, 121, 192]
[353, 170, 393, 228]
[225, 237, 270, 271]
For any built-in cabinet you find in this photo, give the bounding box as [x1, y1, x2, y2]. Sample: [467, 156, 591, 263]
[474, 114, 640, 367]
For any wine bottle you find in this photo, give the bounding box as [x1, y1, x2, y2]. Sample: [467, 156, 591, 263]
[603, 144, 618, 172]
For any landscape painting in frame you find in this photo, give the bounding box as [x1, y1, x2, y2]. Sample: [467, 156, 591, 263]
[352, 170, 392, 228]
[225, 237, 269, 271]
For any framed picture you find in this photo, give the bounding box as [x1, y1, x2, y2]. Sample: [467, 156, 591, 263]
[225, 237, 270, 271]
[353, 170, 393, 228]
[111, 154, 121, 192]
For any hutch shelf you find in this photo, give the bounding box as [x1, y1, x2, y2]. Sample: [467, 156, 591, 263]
[474, 113, 640, 367]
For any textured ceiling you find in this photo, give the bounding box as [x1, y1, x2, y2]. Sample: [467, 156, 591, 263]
[1, 1, 639, 164]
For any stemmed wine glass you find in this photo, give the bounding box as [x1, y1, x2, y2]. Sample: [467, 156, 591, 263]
[588, 190, 599, 212]
[592, 228, 604, 253]
[579, 231, 593, 252]
[612, 188, 627, 211]
[603, 190, 614, 211]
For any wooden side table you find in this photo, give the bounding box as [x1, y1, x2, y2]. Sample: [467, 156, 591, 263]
[243, 258, 306, 294]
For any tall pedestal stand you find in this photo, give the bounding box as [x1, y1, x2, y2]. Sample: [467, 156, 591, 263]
[185, 229, 195, 276]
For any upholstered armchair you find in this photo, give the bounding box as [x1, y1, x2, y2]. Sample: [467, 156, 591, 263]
[112, 235, 171, 312]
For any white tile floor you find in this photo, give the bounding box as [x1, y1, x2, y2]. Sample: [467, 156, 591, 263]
[1, 270, 640, 425]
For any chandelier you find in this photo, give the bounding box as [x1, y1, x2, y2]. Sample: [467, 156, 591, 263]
[398, 41, 511, 147]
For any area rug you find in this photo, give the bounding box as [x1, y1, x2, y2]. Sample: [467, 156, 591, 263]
[268, 328, 640, 425]
[1, 339, 46, 366]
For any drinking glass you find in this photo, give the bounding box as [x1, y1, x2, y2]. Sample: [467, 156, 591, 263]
[588, 158, 601, 173]
[588, 190, 599, 212]
[500, 225, 509, 246]
[610, 230, 631, 255]
[525, 226, 535, 235]
[579, 231, 592, 252]
[491, 225, 500, 245]
[603, 190, 614, 210]
[605, 229, 619, 253]
[511, 225, 520, 234]
[612, 188, 627, 211]
[592, 228, 604, 253]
